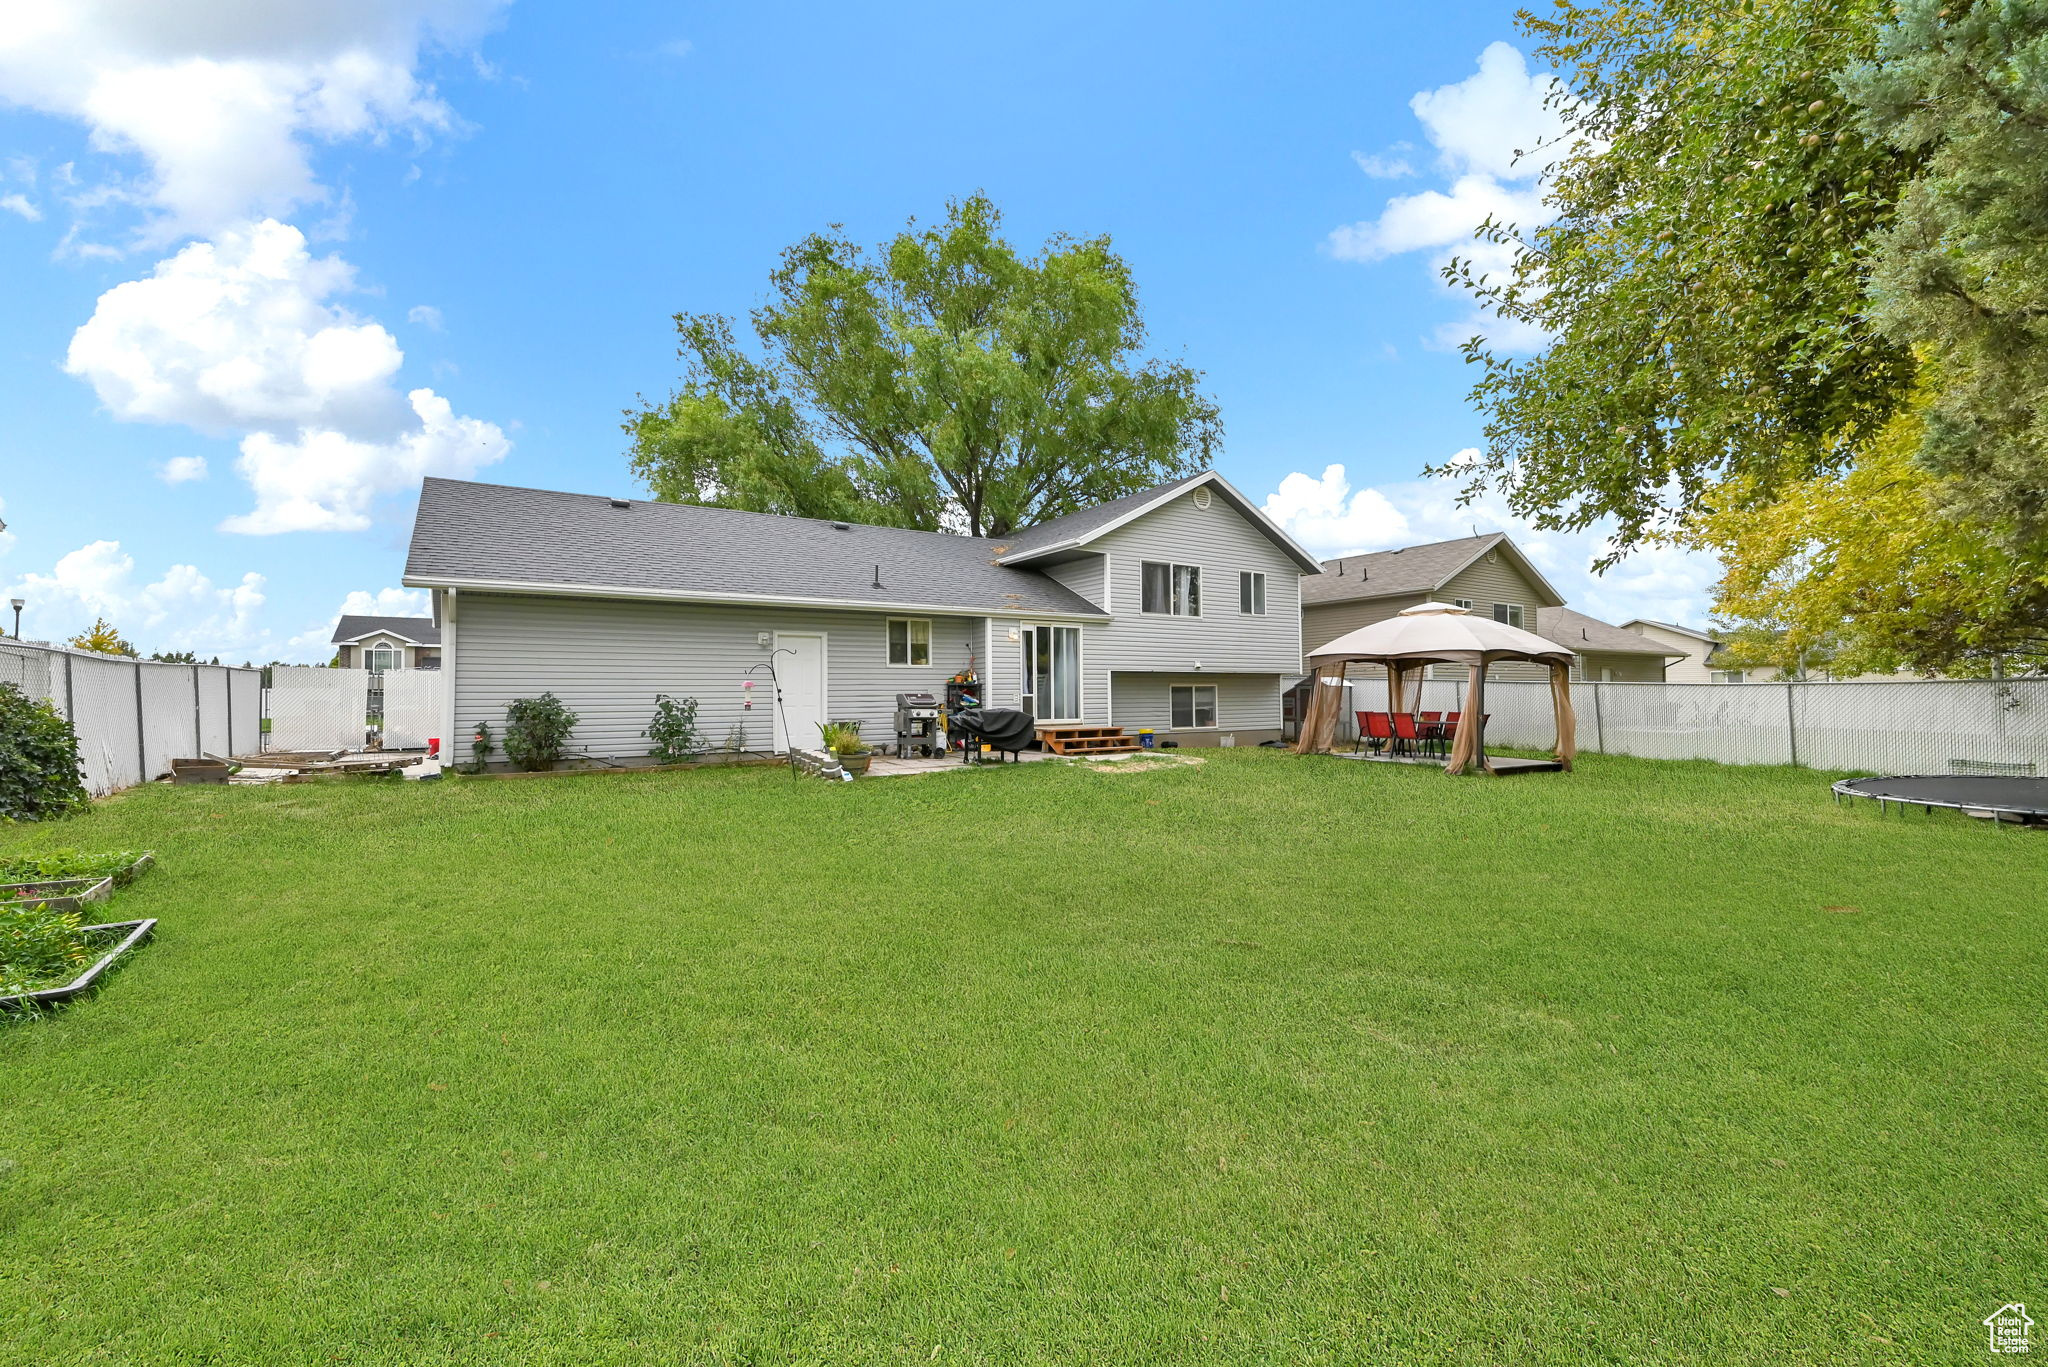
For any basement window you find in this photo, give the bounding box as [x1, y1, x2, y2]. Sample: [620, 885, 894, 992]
[1171, 684, 1217, 729]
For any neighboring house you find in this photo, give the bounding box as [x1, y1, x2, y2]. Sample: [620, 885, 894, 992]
[332, 615, 442, 671]
[1622, 619, 1925, 683]
[1301, 533, 1681, 681]
[400, 472, 1321, 767]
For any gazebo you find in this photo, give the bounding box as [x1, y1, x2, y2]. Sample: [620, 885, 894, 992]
[1294, 601, 1577, 776]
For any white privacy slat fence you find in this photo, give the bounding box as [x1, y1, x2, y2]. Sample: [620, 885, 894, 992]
[1324, 675, 2048, 775]
[0, 638, 262, 797]
[266, 666, 370, 753]
[379, 670, 445, 751]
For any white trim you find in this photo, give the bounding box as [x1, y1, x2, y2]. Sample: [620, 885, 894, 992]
[402, 574, 1109, 622]
[1238, 570, 1267, 616]
[334, 627, 435, 646]
[1100, 550, 1112, 615]
[440, 588, 458, 762]
[994, 470, 1324, 574]
[1170, 682, 1220, 730]
[884, 616, 932, 668]
[771, 630, 829, 753]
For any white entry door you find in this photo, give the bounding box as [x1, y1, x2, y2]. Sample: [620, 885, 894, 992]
[772, 632, 827, 752]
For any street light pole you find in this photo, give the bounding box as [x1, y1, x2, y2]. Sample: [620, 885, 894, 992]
[10, 598, 22, 639]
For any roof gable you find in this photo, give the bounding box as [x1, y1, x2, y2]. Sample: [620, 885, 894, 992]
[333, 614, 440, 645]
[1303, 533, 1565, 607]
[996, 471, 1323, 574]
[1537, 607, 1688, 657]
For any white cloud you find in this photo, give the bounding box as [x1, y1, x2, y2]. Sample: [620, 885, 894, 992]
[158, 454, 209, 483]
[1328, 41, 1574, 354]
[222, 386, 507, 534]
[0, 193, 40, 221]
[1351, 146, 1415, 179]
[1262, 460, 1724, 630]
[0, 0, 507, 245]
[3, 539, 268, 655]
[656, 38, 694, 59]
[65, 218, 507, 532]
[406, 303, 443, 330]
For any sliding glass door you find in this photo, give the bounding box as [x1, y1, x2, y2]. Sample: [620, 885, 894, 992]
[1018, 624, 1081, 721]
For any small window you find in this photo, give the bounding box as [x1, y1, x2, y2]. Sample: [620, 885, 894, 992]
[1711, 669, 1746, 684]
[365, 645, 400, 673]
[1141, 561, 1201, 616]
[1171, 684, 1218, 729]
[887, 618, 931, 666]
[1453, 598, 1474, 611]
[1238, 571, 1266, 616]
[1492, 603, 1524, 629]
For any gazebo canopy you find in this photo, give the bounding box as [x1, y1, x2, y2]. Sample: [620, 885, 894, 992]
[1296, 602, 1577, 776]
[1308, 601, 1576, 668]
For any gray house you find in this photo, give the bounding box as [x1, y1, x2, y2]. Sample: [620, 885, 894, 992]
[401, 472, 1319, 767]
[331, 615, 441, 671]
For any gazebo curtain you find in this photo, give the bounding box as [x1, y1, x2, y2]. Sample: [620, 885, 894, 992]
[1293, 662, 1350, 755]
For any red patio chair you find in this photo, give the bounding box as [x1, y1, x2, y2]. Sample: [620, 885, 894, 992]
[1390, 711, 1424, 758]
[1356, 711, 1394, 754]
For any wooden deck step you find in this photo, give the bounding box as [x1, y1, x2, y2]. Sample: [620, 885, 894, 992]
[1036, 725, 1144, 756]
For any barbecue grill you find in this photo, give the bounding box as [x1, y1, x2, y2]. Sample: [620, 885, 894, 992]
[893, 691, 941, 758]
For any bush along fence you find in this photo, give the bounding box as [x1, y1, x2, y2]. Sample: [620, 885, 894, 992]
[1324, 675, 2048, 776]
[0, 638, 261, 797]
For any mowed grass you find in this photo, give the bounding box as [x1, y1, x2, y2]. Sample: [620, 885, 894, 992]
[1, 750, 2042, 1365]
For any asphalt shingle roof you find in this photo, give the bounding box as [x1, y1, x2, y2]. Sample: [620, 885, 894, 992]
[1300, 534, 1507, 605]
[332, 615, 440, 645]
[999, 472, 1211, 556]
[1537, 607, 1687, 657]
[403, 479, 1107, 617]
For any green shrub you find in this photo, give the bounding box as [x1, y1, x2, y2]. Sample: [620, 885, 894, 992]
[465, 721, 495, 775]
[502, 694, 579, 771]
[818, 721, 869, 755]
[0, 850, 143, 884]
[0, 683, 87, 823]
[0, 901, 92, 997]
[643, 694, 703, 764]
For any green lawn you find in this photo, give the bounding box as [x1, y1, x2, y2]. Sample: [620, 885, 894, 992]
[1, 750, 2042, 1364]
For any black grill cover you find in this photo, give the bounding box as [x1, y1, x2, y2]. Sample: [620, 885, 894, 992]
[949, 708, 1036, 751]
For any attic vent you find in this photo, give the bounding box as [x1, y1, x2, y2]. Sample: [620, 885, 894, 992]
[831, 521, 852, 531]
[1191, 486, 1213, 510]
[608, 498, 631, 509]
[1485, 550, 1498, 563]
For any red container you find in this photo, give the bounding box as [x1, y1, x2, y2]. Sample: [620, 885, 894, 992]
[428, 737, 441, 758]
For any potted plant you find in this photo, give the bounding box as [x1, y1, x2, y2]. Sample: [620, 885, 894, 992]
[819, 721, 873, 776]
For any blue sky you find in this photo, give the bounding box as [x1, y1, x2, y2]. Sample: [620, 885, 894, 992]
[0, 1, 1718, 661]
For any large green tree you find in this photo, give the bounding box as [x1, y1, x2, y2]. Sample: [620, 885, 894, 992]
[1846, 0, 2048, 548]
[1439, 0, 1923, 560]
[625, 194, 1221, 538]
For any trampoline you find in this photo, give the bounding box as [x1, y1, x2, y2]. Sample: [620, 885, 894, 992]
[1832, 774, 2048, 825]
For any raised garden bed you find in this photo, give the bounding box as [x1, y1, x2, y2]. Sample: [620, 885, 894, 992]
[0, 918, 157, 1011]
[0, 876, 113, 913]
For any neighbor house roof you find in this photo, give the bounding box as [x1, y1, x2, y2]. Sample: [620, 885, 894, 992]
[402, 479, 1109, 618]
[332, 615, 440, 645]
[994, 470, 1324, 574]
[1302, 533, 1567, 608]
[1537, 607, 1687, 658]
[1620, 617, 1720, 646]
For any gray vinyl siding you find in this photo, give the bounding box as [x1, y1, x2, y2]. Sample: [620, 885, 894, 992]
[1433, 555, 1553, 682]
[1039, 554, 1107, 611]
[1109, 672, 1284, 743]
[1302, 594, 1426, 667]
[1083, 490, 1304, 676]
[1572, 651, 1667, 683]
[449, 592, 986, 764]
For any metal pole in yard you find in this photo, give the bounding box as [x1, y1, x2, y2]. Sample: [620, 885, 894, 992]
[225, 669, 233, 755]
[1785, 680, 1800, 767]
[1592, 681, 1606, 753]
[62, 648, 74, 721]
[192, 665, 203, 755]
[134, 660, 148, 783]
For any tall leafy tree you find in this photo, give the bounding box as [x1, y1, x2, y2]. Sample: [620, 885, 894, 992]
[1440, 0, 1923, 559]
[1845, 0, 2048, 548]
[625, 194, 1222, 538]
[69, 618, 136, 657]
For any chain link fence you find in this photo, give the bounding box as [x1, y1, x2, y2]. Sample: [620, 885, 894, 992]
[1318, 674, 2048, 775]
[1, 637, 262, 796]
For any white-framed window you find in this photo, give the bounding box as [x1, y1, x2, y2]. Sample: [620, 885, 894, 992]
[1711, 669, 1746, 683]
[1141, 561, 1201, 615]
[1171, 684, 1217, 729]
[886, 617, 931, 667]
[364, 645, 401, 673]
[1019, 624, 1081, 721]
[1453, 598, 1474, 611]
[1238, 571, 1266, 615]
[1492, 603, 1524, 629]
